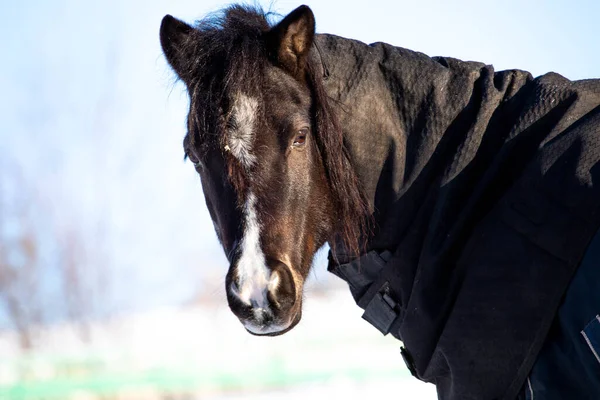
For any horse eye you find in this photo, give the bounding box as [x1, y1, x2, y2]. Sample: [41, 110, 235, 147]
[293, 128, 309, 147]
[189, 157, 203, 171]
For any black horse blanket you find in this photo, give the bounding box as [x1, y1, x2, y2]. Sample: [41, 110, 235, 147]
[323, 35, 600, 400]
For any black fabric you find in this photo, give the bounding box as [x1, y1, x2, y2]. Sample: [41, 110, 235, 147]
[319, 34, 600, 400]
[515, 227, 600, 399]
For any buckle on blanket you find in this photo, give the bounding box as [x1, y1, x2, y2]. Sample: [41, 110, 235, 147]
[361, 281, 399, 335]
[328, 249, 401, 335]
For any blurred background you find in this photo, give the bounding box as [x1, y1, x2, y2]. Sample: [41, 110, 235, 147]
[1, 0, 598, 399]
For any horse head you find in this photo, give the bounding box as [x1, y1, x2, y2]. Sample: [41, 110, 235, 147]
[160, 5, 367, 336]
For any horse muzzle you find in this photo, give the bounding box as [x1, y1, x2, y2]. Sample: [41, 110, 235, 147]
[225, 259, 302, 336]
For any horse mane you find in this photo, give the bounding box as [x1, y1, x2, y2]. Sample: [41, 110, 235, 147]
[179, 5, 369, 255]
[305, 61, 370, 256]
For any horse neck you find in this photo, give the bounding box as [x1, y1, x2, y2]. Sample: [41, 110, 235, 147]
[316, 33, 482, 254]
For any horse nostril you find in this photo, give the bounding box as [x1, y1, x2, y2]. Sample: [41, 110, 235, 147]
[229, 278, 240, 295]
[266, 260, 296, 309]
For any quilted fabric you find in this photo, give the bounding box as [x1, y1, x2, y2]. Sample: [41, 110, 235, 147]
[320, 34, 600, 400]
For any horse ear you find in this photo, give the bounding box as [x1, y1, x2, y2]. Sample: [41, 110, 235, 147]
[266, 5, 315, 78]
[160, 15, 194, 80]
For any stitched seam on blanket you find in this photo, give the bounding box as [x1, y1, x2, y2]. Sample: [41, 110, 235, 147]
[527, 377, 534, 400]
[581, 315, 600, 366]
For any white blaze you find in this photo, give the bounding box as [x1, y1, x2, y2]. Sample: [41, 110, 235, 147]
[228, 94, 258, 167]
[234, 192, 270, 309]
[228, 93, 271, 311]
[227, 93, 293, 335]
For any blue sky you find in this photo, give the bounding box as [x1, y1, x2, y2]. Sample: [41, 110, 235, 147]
[0, 0, 599, 322]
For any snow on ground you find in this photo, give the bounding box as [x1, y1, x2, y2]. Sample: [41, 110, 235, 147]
[0, 288, 437, 399]
[208, 379, 435, 400]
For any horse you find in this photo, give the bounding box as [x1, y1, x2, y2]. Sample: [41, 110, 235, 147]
[159, 5, 600, 399]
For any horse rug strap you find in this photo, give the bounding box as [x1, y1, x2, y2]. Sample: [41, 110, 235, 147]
[328, 250, 421, 379]
[328, 250, 403, 335]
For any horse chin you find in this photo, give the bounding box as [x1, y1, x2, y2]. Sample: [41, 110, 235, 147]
[244, 311, 302, 337]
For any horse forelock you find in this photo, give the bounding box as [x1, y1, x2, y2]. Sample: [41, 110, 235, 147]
[182, 5, 270, 159]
